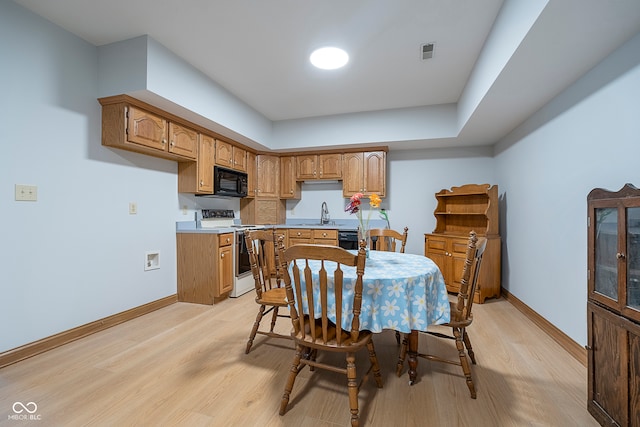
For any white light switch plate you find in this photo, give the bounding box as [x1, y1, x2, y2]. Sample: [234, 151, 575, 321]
[15, 184, 37, 201]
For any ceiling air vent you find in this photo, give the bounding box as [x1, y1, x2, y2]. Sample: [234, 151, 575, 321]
[421, 43, 435, 60]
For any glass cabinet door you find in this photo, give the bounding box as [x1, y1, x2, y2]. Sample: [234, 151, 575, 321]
[595, 207, 619, 301]
[627, 207, 640, 310]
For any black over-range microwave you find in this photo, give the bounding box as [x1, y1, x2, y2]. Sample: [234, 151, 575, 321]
[197, 166, 248, 198]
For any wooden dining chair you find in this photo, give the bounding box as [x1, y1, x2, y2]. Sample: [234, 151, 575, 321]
[369, 226, 409, 345]
[369, 226, 408, 253]
[397, 230, 487, 398]
[279, 242, 383, 427]
[244, 228, 291, 354]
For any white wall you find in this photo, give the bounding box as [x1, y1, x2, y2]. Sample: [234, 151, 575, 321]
[494, 32, 640, 345]
[0, 2, 179, 352]
[387, 147, 497, 255]
[97, 35, 273, 151]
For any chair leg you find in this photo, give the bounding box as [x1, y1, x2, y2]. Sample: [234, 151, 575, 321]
[462, 329, 476, 364]
[269, 307, 279, 333]
[395, 330, 401, 346]
[309, 348, 317, 371]
[246, 305, 266, 354]
[366, 340, 383, 388]
[453, 328, 476, 399]
[396, 333, 408, 376]
[280, 345, 304, 416]
[346, 352, 359, 427]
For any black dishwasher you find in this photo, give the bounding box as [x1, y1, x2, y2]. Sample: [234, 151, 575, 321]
[338, 230, 358, 250]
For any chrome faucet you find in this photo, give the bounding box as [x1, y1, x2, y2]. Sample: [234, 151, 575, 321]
[320, 201, 330, 224]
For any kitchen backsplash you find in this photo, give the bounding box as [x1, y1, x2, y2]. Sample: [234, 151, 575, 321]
[177, 183, 391, 225]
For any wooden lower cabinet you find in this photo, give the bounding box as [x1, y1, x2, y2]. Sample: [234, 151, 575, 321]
[424, 233, 501, 303]
[313, 229, 338, 245]
[288, 228, 312, 246]
[177, 232, 234, 304]
[588, 301, 640, 426]
[286, 228, 338, 247]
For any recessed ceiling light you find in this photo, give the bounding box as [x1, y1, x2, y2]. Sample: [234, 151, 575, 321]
[310, 47, 349, 70]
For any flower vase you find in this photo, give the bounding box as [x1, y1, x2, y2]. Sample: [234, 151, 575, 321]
[358, 227, 370, 258]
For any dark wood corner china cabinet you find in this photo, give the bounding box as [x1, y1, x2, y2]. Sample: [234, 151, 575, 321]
[587, 183, 640, 427]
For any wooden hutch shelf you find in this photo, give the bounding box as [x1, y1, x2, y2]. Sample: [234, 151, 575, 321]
[425, 183, 501, 303]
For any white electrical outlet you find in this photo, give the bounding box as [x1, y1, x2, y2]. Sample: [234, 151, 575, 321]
[129, 202, 137, 214]
[15, 184, 37, 201]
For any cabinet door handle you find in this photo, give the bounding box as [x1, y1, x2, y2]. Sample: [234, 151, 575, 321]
[199, 180, 204, 186]
[221, 253, 225, 258]
[616, 252, 625, 259]
[170, 140, 174, 147]
[162, 139, 167, 145]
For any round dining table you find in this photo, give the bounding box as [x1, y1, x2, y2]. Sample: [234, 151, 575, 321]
[290, 249, 450, 384]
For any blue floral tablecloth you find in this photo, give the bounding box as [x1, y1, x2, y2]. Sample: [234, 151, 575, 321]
[289, 250, 450, 333]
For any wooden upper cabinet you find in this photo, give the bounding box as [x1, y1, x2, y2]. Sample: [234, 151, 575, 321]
[342, 151, 386, 197]
[126, 107, 196, 159]
[168, 122, 198, 159]
[296, 155, 316, 180]
[127, 106, 168, 150]
[363, 151, 385, 195]
[232, 146, 247, 172]
[319, 154, 342, 179]
[280, 155, 301, 199]
[100, 101, 196, 161]
[215, 139, 247, 171]
[197, 134, 215, 193]
[215, 139, 233, 168]
[246, 151, 256, 198]
[177, 133, 214, 194]
[343, 152, 364, 195]
[256, 155, 280, 198]
[296, 154, 342, 180]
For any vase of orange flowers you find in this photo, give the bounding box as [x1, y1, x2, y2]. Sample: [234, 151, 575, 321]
[345, 192, 381, 258]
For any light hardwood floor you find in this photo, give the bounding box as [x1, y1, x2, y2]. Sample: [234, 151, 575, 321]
[0, 294, 597, 426]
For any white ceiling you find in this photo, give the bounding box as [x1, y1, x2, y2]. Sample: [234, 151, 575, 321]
[13, 0, 640, 149]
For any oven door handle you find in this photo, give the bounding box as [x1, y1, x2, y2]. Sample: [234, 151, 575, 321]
[238, 232, 248, 254]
